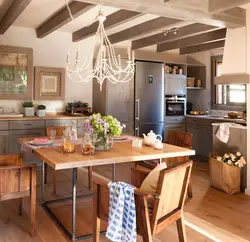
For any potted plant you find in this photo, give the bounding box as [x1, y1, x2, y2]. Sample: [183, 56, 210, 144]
[37, 104, 46, 117]
[83, 113, 125, 150]
[22, 101, 34, 117]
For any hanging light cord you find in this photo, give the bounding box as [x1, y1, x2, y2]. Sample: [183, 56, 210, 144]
[66, 0, 74, 20]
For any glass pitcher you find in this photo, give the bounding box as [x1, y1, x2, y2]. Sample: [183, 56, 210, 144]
[61, 127, 75, 153]
[81, 132, 95, 155]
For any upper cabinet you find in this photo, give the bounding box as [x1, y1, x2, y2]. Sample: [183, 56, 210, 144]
[0, 46, 33, 100]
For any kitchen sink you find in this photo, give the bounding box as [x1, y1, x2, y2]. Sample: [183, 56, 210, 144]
[0, 113, 23, 118]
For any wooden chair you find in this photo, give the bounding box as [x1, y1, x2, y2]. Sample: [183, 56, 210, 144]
[137, 130, 193, 197]
[46, 126, 93, 194]
[0, 154, 36, 236]
[93, 160, 193, 242]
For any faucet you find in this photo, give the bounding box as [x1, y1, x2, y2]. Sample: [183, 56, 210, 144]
[0, 107, 4, 115]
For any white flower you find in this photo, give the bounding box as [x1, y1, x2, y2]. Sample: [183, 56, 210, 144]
[240, 157, 246, 165]
[224, 154, 230, 159]
[230, 153, 234, 157]
[231, 155, 236, 161]
[227, 160, 233, 165]
[236, 152, 242, 157]
[217, 156, 222, 162]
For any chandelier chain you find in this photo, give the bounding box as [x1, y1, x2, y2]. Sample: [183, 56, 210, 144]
[66, 0, 74, 20]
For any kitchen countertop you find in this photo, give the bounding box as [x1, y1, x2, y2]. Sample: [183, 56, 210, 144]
[185, 114, 247, 124]
[0, 114, 89, 121]
[212, 123, 247, 130]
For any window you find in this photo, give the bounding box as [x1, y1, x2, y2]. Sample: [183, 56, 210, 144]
[211, 55, 246, 110]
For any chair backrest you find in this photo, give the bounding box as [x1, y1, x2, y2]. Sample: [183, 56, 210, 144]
[0, 154, 23, 166]
[46, 126, 67, 137]
[166, 130, 193, 149]
[151, 161, 192, 226]
[0, 154, 36, 201]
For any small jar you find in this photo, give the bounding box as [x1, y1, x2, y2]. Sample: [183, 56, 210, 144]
[81, 133, 95, 155]
[61, 127, 75, 153]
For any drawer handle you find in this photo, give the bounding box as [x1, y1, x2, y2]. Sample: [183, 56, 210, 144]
[24, 124, 32, 126]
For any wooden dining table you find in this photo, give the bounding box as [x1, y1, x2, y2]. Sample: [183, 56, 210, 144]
[18, 136, 195, 241]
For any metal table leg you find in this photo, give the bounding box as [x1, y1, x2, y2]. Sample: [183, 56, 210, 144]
[41, 161, 45, 204]
[41, 163, 105, 241]
[112, 163, 116, 182]
[72, 168, 77, 241]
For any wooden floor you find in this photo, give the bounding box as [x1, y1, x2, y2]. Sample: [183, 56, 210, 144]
[0, 160, 250, 242]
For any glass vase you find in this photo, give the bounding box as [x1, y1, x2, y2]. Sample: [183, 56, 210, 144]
[94, 132, 113, 151]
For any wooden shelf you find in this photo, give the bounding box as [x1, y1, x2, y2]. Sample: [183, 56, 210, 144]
[187, 87, 204, 90]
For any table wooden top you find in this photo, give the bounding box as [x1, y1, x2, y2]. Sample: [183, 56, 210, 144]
[18, 137, 195, 170]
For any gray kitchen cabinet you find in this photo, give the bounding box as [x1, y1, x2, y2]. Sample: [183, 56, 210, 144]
[186, 124, 201, 156]
[46, 119, 77, 127]
[77, 118, 88, 127]
[164, 116, 185, 142]
[0, 131, 9, 154]
[9, 129, 45, 154]
[200, 126, 213, 158]
[10, 120, 45, 130]
[186, 117, 216, 159]
[0, 121, 9, 130]
[77, 126, 86, 137]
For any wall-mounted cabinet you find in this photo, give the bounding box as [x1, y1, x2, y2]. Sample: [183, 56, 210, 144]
[0, 46, 33, 100]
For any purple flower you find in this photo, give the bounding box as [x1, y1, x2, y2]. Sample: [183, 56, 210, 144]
[104, 122, 109, 130]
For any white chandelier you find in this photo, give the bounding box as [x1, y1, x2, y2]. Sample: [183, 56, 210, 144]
[66, 9, 135, 91]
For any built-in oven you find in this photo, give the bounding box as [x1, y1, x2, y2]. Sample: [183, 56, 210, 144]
[165, 95, 186, 116]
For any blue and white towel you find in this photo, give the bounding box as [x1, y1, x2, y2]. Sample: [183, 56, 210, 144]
[106, 182, 136, 242]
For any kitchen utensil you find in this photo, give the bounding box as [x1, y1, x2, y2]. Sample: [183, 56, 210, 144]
[142, 130, 162, 146]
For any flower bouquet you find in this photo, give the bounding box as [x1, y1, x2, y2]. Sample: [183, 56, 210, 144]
[216, 152, 246, 168]
[210, 152, 246, 194]
[83, 113, 125, 150]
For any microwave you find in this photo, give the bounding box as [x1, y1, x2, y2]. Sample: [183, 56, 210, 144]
[165, 95, 186, 116]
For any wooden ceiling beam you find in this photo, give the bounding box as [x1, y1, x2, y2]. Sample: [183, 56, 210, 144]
[157, 28, 227, 52]
[108, 16, 181, 44]
[179, 40, 225, 55]
[78, 0, 246, 28]
[37, 1, 94, 38]
[73, 9, 142, 42]
[0, 0, 32, 35]
[209, 0, 250, 14]
[132, 23, 217, 50]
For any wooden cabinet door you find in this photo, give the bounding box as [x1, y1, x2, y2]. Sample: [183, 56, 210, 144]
[201, 127, 212, 158]
[9, 129, 45, 154]
[186, 124, 201, 155]
[0, 131, 9, 154]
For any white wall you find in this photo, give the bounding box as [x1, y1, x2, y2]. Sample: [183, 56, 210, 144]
[0, 26, 93, 113]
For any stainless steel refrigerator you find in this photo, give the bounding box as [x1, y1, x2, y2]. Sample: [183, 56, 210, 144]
[92, 60, 164, 138]
[92, 58, 135, 135]
[134, 61, 164, 137]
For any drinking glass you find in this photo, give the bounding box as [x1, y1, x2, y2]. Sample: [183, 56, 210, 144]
[49, 129, 56, 141]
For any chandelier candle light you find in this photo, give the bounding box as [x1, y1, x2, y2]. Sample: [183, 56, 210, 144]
[66, 8, 135, 91]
